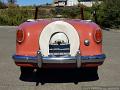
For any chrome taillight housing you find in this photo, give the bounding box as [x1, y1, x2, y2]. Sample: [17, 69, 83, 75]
[94, 29, 102, 43]
[16, 29, 24, 43]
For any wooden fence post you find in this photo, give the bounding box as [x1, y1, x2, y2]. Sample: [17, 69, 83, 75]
[80, 6, 84, 20]
[93, 10, 98, 24]
[34, 6, 38, 19]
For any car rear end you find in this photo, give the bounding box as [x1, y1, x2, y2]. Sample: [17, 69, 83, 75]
[12, 20, 106, 69]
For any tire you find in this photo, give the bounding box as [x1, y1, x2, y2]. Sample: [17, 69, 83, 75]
[20, 67, 34, 74]
[81, 67, 99, 81]
[20, 67, 34, 81]
[81, 67, 98, 74]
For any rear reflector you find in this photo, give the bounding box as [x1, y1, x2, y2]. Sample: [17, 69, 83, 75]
[94, 29, 102, 43]
[16, 30, 24, 43]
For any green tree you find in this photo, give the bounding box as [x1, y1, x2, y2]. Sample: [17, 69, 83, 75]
[103, 0, 120, 28]
[93, 0, 120, 28]
[78, 0, 81, 6]
[0, 0, 7, 9]
[8, 0, 16, 4]
[7, 0, 17, 8]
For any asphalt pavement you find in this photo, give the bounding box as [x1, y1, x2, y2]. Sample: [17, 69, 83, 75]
[0, 26, 120, 90]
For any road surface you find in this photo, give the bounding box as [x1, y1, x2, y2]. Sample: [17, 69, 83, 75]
[0, 26, 120, 90]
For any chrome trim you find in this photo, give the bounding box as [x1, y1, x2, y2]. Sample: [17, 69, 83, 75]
[84, 39, 90, 46]
[13, 58, 105, 63]
[14, 59, 37, 63]
[12, 52, 106, 68]
[42, 56, 76, 61]
[37, 51, 42, 68]
[12, 54, 106, 62]
[43, 59, 76, 63]
[81, 59, 104, 63]
[41, 54, 76, 64]
[76, 51, 81, 68]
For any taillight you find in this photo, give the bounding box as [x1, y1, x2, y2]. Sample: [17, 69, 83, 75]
[16, 29, 24, 43]
[94, 29, 102, 43]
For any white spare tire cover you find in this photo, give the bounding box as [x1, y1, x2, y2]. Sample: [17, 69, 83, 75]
[39, 21, 80, 56]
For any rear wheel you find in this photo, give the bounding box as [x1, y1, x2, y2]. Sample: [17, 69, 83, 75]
[81, 67, 99, 81]
[20, 67, 34, 74]
[20, 67, 35, 81]
[81, 67, 98, 74]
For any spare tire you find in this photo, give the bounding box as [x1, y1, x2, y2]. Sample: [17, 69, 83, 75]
[39, 21, 80, 56]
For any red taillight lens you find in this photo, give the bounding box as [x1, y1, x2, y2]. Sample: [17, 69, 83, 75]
[16, 30, 24, 43]
[94, 29, 102, 43]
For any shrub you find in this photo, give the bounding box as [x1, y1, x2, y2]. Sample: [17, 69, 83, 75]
[0, 8, 34, 25]
[92, 0, 120, 28]
[0, 7, 92, 26]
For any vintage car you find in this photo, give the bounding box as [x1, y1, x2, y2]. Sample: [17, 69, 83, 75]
[12, 7, 106, 74]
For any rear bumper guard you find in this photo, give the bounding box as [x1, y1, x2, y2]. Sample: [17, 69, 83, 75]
[12, 51, 106, 68]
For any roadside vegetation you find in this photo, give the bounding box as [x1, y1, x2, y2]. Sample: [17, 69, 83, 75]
[0, 0, 120, 29]
[92, 0, 120, 28]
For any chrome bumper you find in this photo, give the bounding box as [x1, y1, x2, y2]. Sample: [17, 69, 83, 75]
[12, 51, 106, 68]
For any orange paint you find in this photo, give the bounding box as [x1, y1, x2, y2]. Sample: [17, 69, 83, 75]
[15, 63, 37, 67]
[16, 19, 103, 57]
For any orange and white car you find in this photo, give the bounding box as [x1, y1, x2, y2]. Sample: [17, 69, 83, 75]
[12, 8, 106, 73]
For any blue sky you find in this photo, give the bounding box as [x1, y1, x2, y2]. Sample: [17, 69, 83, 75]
[17, 0, 53, 6]
[3, 0, 53, 6]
